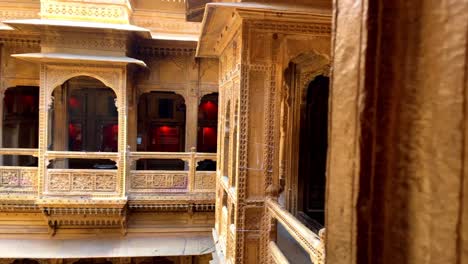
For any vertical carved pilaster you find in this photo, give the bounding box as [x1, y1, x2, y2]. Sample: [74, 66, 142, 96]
[52, 84, 67, 168]
[0, 88, 4, 166]
[189, 147, 196, 192]
[37, 63, 49, 195]
[118, 68, 128, 198]
[185, 93, 199, 152]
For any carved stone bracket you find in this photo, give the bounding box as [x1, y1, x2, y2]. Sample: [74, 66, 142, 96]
[41, 205, 128, 237]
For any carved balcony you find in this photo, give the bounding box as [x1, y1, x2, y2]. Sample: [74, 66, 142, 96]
[0, 148, 216, 232]
[43, 151, 121, 199]
[127, 151, 216, 210]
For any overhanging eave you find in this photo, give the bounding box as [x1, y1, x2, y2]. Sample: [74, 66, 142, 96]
[12, 53, 147, 68]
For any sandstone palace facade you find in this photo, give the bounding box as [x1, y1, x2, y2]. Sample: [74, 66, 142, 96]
[0, 1, 467, 264]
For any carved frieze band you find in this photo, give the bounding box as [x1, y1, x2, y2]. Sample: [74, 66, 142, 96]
[249, 21, 331, 35]
[47, 170, 117, 193]
[42, 35, 127, 52]
[0, 36, 40, 47]
[0, 167, 37, 193]
[40, 1, 129, 24]
[132, 18, 201, 34]
[137, 46, 196, 57]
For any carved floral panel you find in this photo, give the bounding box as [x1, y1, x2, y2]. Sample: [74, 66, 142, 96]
[49, 173, 70, 192]
[95, 174, 116, 191]
[194, 172, 216, 191]
[1, 171, 19, 187]
[47, 170, 117, 193]
[71, 174, 93, 191]
[130, 171, 188, 192]
[0, 167, 37, 192]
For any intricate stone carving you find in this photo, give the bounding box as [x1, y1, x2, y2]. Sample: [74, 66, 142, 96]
[137, 46, 196, 57]
[132, 16, 201, 35]
[42, 34, 127, 52]
[1, 171, 19, 187]
[49, 173, 70, 192]
[71, 174, 93, 191]
[194, 172, 216, 191]
[0, 36, 40, 48]
[130, 171, 188, 191]
[47, 170, 117, 193]
[250, 21, 331, 35]
[43, 64, 122, 96]
[96, 174, 117, 191]
[40, 0, 130, 24]
[0, 4, 38, 21]
[0, 167, 37, 193]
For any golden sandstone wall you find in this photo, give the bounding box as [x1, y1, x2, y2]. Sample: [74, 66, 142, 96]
[200, 5, 332, 263]
[328, 0, 468, 264]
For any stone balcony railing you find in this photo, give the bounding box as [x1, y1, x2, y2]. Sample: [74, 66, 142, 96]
[128, 151, 216, 196]
[44, 150, 120, 197]
[0, 148, 216, 204]
[266, 198, 325, 264]
[0, 148, 39, 199]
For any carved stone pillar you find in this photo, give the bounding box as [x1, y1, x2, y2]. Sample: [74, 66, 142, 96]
[0, 88, 4, 166]
[127, 85, 137, 151]
[37, 64, 51, 195]
[0, 43, 3, 166]
[52, 83, 68, 168]
[117, 69, 129, 197]
[185, 93, 198, 151]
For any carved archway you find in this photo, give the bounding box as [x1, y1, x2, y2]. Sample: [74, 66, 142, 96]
[48, 76, 119, 169]
[279, 51, 330, 217]
[41, 64, 124, 112]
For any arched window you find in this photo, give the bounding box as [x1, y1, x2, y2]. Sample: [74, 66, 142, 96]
[297, 75, 329, 230]
[49, 76, 118, 169]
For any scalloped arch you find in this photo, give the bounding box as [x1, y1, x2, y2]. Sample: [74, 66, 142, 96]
[48, 73, 118, 97]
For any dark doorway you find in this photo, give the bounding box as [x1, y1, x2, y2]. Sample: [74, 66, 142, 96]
[137, 92, 186, 153]
[2, 86, 39, 166]
[197, 93, 218, 153]
[297, 75, 329, 232]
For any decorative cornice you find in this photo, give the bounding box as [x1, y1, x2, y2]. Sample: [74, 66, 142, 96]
[40, 0, 131, 24]
[42, 34, 127, 52]
[128, 203, 215, 212]
[248, 20, 331, 35]
[137, 46, 196, 57]
[0, 9, 38, 21]
[42, 205, 127, 235]
[0, 36, 40, 47]
[0, 202, 39, 212]
[132, 17, 200, 35]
